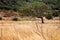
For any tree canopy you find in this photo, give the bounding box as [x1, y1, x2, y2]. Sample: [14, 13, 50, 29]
[0, 0, 60, 17]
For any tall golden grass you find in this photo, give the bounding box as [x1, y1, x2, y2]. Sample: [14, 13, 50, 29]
[0, 20, 60, 40]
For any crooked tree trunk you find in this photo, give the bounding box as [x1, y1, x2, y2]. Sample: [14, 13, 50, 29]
[37, 16, 44, 23]
[40, 17, 44, 23]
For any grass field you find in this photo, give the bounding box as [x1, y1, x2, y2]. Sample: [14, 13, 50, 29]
[0, 20, 60, 40]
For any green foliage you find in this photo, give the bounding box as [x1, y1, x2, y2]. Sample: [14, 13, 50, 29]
[0, 0, 60, 10]
[12, 17, 36, 21]
[45, 14, 53, 20]
[41, 0, 60, 10]
[52, 11, 59, 17]
[0, 0, 20, 11]
[0, 0, 60, 20]
[56, 0, 60, 9]
[12, 17, 35, 21]
[19, 2, 48, 17]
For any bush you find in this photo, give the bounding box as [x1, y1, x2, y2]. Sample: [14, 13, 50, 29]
[45, 14, 53, 20]
[12, 18, 19, 21]
[52, 13, 59, 17]
[0, 17, 2, 20]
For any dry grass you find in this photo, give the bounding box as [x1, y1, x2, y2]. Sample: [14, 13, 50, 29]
[0, 20, 60, 40]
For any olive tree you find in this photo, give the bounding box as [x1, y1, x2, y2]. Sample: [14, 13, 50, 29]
[20, 2, 48, 23]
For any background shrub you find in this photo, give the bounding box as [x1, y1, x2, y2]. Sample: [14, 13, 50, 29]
[12, 18, 19, 21]
[45, 14, 53, 20]
[52, 12, 59, 17]
[0, 17, 3, 20]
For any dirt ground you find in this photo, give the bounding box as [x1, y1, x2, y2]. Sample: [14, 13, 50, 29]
[0, 20, 60, 40]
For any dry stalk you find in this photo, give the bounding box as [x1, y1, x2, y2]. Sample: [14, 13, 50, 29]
[34, 21, 46, 40]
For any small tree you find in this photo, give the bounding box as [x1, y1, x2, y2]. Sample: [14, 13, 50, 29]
[20, 2, 48, 23]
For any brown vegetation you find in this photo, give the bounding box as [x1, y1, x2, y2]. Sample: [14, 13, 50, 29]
[0, 10, 20, 17]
